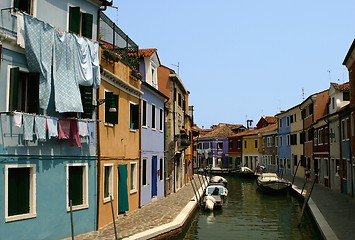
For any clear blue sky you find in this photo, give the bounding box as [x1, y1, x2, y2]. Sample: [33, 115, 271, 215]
[105, 1, 354, 129]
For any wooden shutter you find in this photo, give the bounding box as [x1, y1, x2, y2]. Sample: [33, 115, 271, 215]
[82, 13, 93, 39]
[9, 67, 20, 112]
[27, 72, 39, 114]
[80, 86, 93, 119]
[8, 168, 30, 216]
[69, 166, 83, 206]
[69, 7, 80, 34]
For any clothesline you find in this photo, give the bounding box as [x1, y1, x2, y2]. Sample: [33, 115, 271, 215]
[0, 111, 98, 122]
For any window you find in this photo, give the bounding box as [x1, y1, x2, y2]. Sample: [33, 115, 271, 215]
[342, 118, 348, 140]
[105, 91, 118, 125]
[279, 119, 282, 128]
[217, 142, 223, 149]
[343, 91, 350, 101]
[80, 86, 93, 119]
[300, 131, 305, 144]
[9, 67, 39, 114]
[286, 116, 290, 126]
[142, 100, 147, 127]
[279, 136, 283, 146]
[330, 128, 334, 143]
[229, 140, 233, 149]
[103, 164, 113, 202]
[159, 108, 163, 131]
[290, 115, 294, 123]
[309, 103, 314, 115]
[151, 104, 156, 129]
[244, 140, 247, 149]
[254, 139, 258, 148]
[67, 163, 88, 211]
[130, 162, 137, 192]
[13, 0, 33, 15]
[142, 159, 147, 186]
[301, 109, 306, 119]
[237, 139, 242, 149]
[159, 158, 163, 181]
[314, 129, 318, 145]
[178, 93, 182, 108]
[275, 136, 278, 147]
[130, 102, 139, 130]
[5, 164, 36, 222]
[291, 134, 297, 145]
[286, 134, 290, 146]
[69, 6, 93, 39]
[332, 97, 335, 109]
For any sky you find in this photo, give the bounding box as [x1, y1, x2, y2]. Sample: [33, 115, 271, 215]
[105, 1, 354, 129]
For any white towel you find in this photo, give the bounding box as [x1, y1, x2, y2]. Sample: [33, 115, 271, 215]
[13, 112, 23, 128]
[78, 120, 88, 137]
[47, 117, 58, 138]
[16, 12, 25, 48]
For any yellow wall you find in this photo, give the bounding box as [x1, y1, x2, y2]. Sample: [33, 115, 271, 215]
[243, 135, 261, 154]
[97, 59, 141, 229]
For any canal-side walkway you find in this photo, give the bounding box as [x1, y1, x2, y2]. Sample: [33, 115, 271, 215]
[289, 176, 355, 240]
[67, 175, 207, 240]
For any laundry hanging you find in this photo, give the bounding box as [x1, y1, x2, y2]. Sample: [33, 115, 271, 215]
[22, 114, 35, 141]
[53, 31, 83, 113]
[35, 115, 47, 141]
[47, 117, 58, 139]
[23, 14, 54, 110]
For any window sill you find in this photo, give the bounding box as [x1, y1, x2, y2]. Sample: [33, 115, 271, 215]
[66, 203, 89, 212]
[104, 123, 114, 127]
[5, 212, 37, 223]
[130, 189, 137, 194]
[103, 196, 113, 203]
[130, 129, 137, 132]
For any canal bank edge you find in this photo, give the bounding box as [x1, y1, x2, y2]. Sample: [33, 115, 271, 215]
[123, 181, 208, 240]
[290, 185, 339, 240]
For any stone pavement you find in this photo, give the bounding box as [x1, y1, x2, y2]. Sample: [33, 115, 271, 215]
[67, 175, 207, 240]
[288, 176, 355, 240]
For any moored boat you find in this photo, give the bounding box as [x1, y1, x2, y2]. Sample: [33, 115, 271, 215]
[209, 175, 228, 187]
[256, 172, 291, 194]
[236, 166, 257, 179]
[202, 184, 228, 210]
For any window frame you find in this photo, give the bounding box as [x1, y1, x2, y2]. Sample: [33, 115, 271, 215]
[103, 163, 114, 203]
[66, 163, 89, 211]
[12, 0, 36, 16]
[151, 104, 156, 130]
[104, 90, 119, 126]
[5, 164, 37, 222]
[68, 5, 93, 39]
[129, 101, 139, 130]
[159, 108, 163, 132]
[142, 99, 148, 128]
[130, 162, 138, 193]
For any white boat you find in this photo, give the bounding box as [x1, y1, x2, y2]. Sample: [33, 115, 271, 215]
[202, 184, 228, 210]
[209, 175, 228, 187]
[236, 167, 257, 179]
[256, 173, 291, 194]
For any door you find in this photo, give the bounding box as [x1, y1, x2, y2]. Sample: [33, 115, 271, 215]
[151, 156, 158, 197]
[118, 165, 129, 214]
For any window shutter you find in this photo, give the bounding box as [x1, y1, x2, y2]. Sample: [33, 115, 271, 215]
[69, 166, 83, 206]
[105, 92, 118, 124]
[27, 72, 39, 114]
[80, 86, 93, 119]
[82, 13, 93, 39]
[9, 67, 20, 111]
[69, 7, 80, 34]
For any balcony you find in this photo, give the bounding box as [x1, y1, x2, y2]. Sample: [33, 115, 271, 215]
[176, 133, 191, 151]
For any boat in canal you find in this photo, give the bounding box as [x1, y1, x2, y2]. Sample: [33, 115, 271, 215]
[209, 175, 228, 187]
[256, 172, 291, 194]
[202, 183, 228, 211]
[236, 166, 257, 179]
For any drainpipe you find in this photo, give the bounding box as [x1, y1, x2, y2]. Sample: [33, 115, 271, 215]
[173, 80, 176, 193]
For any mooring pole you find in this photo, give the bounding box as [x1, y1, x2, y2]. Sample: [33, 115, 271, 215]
[70, 200, 74, 240]
[292, 160, 302, 185]
[110, 195, 118, 240]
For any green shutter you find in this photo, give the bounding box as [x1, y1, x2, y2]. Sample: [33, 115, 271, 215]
[69, 166, 83, 206]
[8, 168, 30, 216]
[82, 13, 93, 39]
[118, 165, 129, 213]
[80, 86, 93, 119]
[27, 72, 39, 114]
[69, 7, 80, 34]
[9, 67, 20, 111]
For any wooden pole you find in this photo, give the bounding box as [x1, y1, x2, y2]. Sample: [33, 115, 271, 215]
[110, 195, 118, 240]
[70, 200, 74, 240]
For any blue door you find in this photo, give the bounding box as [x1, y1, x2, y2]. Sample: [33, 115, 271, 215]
[152, 156, 158, 197]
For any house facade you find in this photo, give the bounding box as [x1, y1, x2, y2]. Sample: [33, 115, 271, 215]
[158, 65, 189, 193]
[0, 0, 111, 239]
[138, 48, 167, 206]
[97, 14, 142, 228]
[276, 111, 292, 176]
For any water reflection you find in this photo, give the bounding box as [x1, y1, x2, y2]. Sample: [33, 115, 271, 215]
[178, 176, 322, 240]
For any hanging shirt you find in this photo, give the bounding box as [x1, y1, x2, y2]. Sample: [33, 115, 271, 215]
[70, 119, 81, 148]
[58, 119, 71, 139]
[78, 119, 89, 137]
[47, 117, 58, 138]
[87, 120, 96, 145]
[12, 112, 23, 128]
[16, 12, 25, 48]
[35, 115, 47, 141]
[23, 114, 35, 141]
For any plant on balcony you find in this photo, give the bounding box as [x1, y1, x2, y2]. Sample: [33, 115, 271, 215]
[102, 48, 121, 62]
[131, 68, 143, 80]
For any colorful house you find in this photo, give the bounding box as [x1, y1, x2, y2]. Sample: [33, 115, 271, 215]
[138, 48, 167, 206]
[276, 111, 292, 175]
[0, 0, 111, 239]
[96, 13, 142, 228]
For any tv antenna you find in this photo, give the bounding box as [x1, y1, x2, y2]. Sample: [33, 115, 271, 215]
[172, 62, 180, 75]
[327, 70, 331, 82]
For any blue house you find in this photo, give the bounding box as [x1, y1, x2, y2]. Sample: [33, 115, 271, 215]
[139, 49, 167, 206]
[0, 0, 111, 239]
[276, 112, 292, 175]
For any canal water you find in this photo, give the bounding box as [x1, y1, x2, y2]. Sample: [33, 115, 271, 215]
[178, 175, 322, 240]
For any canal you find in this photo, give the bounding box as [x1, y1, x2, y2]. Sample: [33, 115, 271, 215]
[177, 175, 323, 240]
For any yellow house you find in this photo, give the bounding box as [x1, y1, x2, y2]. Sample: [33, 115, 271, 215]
[97, 50, 143, 229]
[240, 128, 262, 170]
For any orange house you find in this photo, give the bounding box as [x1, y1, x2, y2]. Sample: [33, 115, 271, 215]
[96, 51, 143, 229]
